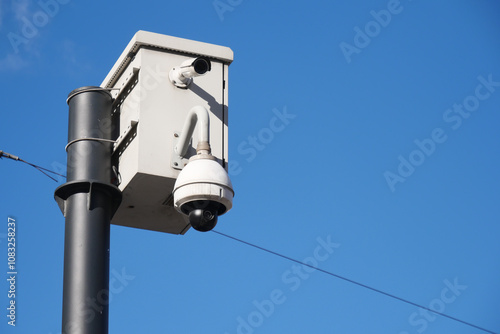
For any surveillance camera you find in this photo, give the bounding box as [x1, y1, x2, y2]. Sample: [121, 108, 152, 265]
[172, 154, 234, 232]
[169, 56, 212, 88]
[182, 200, 222, 232]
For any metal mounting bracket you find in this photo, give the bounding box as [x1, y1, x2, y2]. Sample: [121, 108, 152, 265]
[171, 131, 191, 170]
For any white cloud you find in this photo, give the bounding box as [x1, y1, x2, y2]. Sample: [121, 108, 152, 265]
[0, 53, 28, 71]
[11, 0, 31, 20]
[60, 39, 93, 75]
[61, 39, 77, 65]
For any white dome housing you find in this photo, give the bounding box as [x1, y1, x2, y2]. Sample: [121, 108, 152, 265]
[173, 155, 234, 216]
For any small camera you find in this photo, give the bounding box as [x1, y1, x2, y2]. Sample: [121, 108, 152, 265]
[169, 56, 212, 88]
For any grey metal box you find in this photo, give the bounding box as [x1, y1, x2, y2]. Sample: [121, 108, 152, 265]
[101, 31, 233, 234]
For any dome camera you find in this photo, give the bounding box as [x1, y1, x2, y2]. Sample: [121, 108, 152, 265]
[172, 154, 234, 232]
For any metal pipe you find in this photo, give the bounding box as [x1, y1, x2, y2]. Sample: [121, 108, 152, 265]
[174, 105, 210, 157]
[55, 86, 121, 334]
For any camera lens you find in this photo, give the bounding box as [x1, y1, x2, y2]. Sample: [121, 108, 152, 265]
[189, 209, 218, 232]
[193, 58, 210, 75]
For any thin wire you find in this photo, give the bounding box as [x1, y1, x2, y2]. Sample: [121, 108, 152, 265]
[212, 230, 497, 334]
[1, 150, 66, 182]
[0, 148, 495, 333]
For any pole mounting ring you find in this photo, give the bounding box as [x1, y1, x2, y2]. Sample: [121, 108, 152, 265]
[65, 138, 117, 152]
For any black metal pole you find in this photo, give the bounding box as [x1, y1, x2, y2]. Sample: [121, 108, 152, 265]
[55, 87, 121, 334]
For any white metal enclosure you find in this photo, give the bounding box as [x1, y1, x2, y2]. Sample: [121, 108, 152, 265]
[101, 31, 233, 234]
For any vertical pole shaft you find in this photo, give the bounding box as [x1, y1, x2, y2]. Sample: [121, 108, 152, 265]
[55, 87, 121, 334]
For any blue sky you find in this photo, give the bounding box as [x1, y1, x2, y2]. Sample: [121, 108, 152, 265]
[1, 0, 500, 333]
